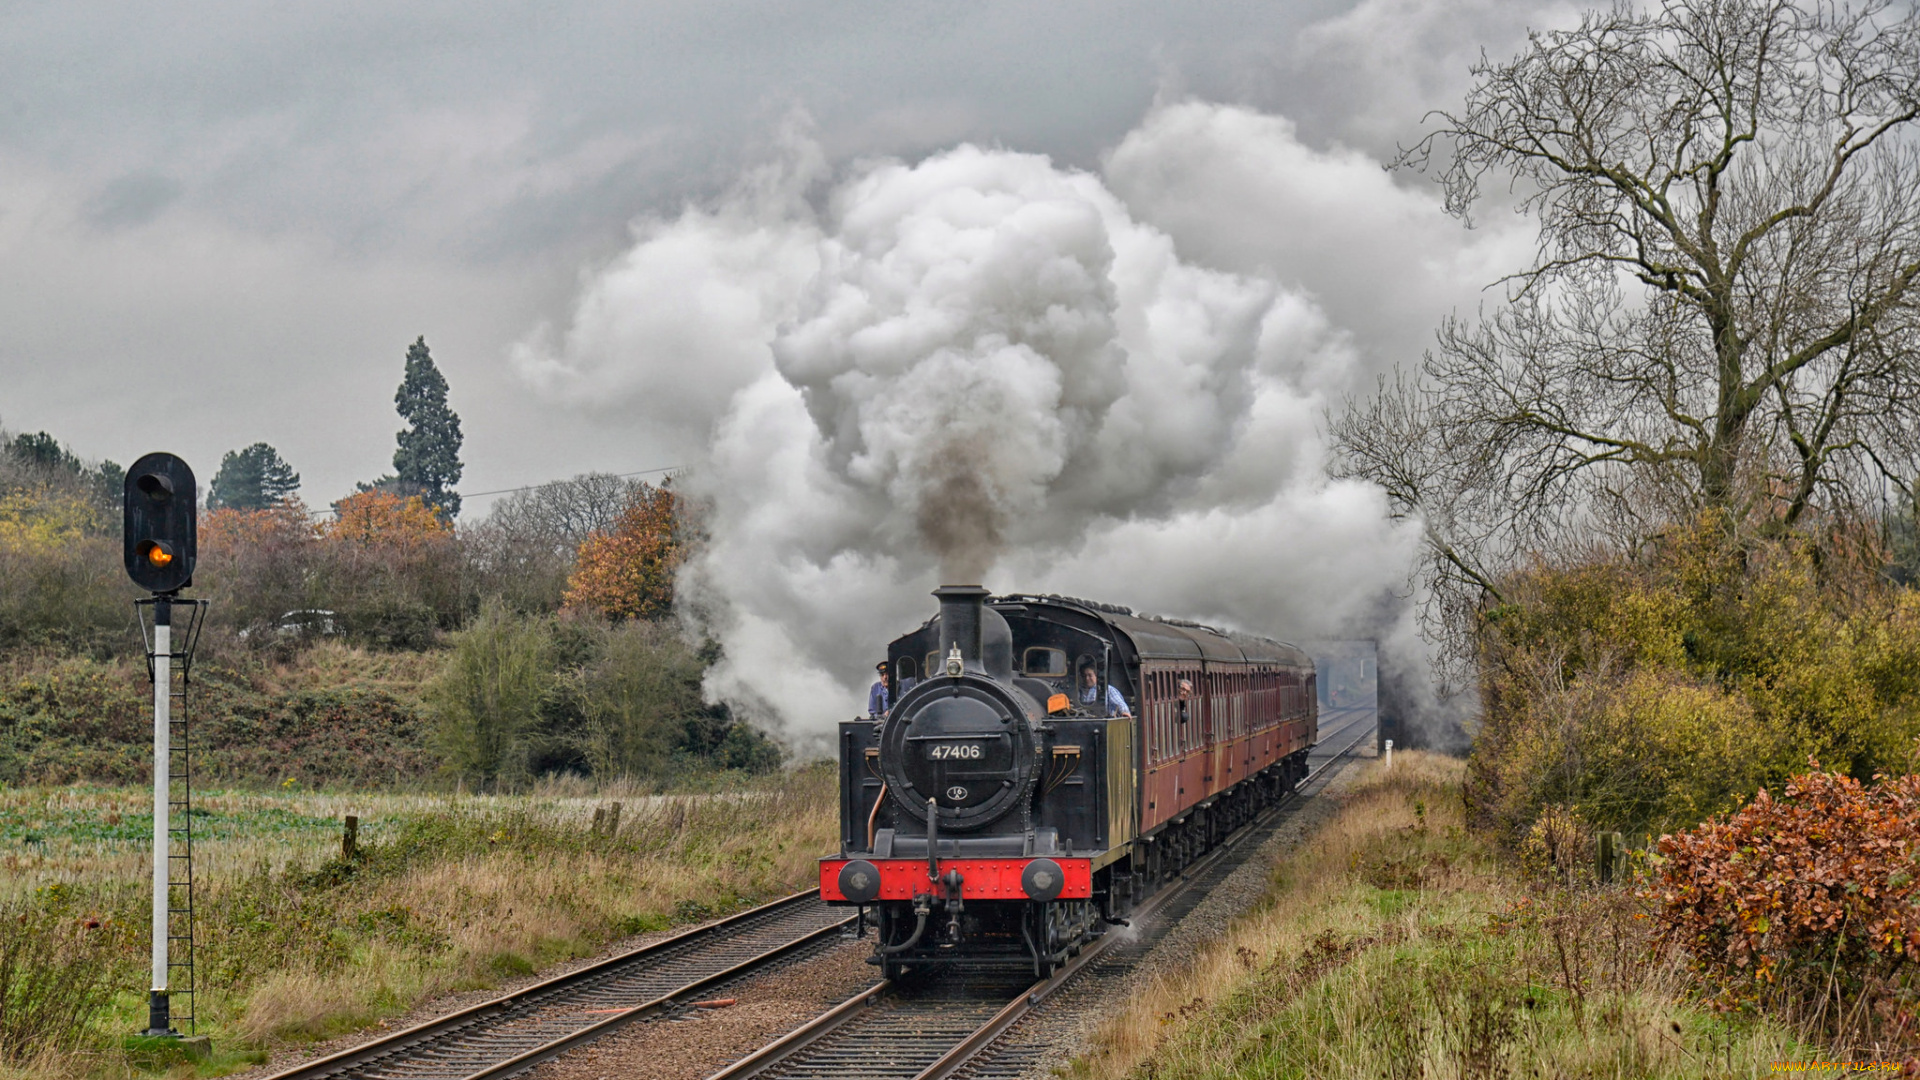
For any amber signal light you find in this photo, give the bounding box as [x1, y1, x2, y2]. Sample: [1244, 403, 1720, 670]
[142, 542, 174, 568]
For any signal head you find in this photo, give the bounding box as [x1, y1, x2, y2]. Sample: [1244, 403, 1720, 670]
[124, 453, 196, 594]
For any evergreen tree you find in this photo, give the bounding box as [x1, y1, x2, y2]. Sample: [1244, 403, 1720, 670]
[392, 336, 463, 518]
[6, 432, 82, 474]
[208, 442, 301, 510]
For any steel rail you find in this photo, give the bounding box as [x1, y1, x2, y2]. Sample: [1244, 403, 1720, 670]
[258, 889, 853, 1080]
[708, 714, 1375, 1080]
[703, 982, 894, 1080]
[1309, 713, 1377, 780]
[455, 916, 853, 1080]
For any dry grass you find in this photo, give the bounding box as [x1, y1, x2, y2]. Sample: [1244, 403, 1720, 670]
[248, 642, 443, 698]
[0, 766, 839, 1077]
[1068, 752, 1812, 1080]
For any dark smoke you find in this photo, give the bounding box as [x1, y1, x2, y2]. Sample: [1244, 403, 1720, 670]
[915, 452, 1008, 585]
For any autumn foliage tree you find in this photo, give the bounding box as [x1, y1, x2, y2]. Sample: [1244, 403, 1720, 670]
[201, 500, 318, 554]
[563, 484, 680, 621]
[324, 490, 453, 548]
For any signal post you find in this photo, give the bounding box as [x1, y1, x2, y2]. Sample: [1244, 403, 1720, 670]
[124, 453, 205, 1040]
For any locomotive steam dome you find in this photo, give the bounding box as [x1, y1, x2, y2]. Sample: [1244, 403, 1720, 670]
[879, 586, 1040, 831]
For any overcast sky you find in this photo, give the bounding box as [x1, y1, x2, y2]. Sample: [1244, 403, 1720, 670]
[0, 0, 1561, 510]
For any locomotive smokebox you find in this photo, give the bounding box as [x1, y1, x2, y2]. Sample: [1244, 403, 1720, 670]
[934, 585, 990, 674]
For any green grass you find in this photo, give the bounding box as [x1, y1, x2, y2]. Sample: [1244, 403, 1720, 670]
[1, 786, 466, 898]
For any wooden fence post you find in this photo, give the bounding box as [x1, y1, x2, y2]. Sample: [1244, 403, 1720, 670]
[1596, 831, 1623, 884]
[606, 802, 622, 839]
[591, 806, 607, 837]
[342, 815, 359, 861]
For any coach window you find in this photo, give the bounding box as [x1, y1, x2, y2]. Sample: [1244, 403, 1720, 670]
[1156, 672, 1167, 762]
[1144, 671, 1156, 760]
[1187, 676, 1199, 754]
[1157, 672, 1171, 763]
[1167, 668, 1182, 753]
[1164, 672, 1176, 756]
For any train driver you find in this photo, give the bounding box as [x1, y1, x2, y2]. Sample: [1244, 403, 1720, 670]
[1078, 663, 1131, 717]
[868, 661, 891, 717]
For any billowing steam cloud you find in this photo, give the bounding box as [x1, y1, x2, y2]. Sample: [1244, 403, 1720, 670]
[515, 103, 1525, 753]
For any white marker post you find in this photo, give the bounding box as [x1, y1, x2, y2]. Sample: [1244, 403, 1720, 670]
[1384, 738, 1393, 769]
[148, 601, 171, 1035]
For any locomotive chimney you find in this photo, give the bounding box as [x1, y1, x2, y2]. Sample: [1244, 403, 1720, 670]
[933, 585, 989, 673]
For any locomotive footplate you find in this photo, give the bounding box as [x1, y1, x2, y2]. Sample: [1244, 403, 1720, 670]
[820, 856, 1093, 903]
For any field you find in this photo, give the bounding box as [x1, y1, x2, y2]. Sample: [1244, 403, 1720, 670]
[0, 767, 839, 1078]
[1069, 754, 1818, 1079]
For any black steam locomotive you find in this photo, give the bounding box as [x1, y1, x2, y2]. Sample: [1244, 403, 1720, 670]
[820, 586, 1316, 978]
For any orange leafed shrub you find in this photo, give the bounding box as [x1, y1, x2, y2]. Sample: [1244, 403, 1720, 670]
[201, 500, 318, 553]
[323, 490, 451, 548]
[1649, 766, 1920, 1007]
[564, 485, 680, 621]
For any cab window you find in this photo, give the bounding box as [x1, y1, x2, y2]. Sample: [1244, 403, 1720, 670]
[1022, 647, 1068, 677]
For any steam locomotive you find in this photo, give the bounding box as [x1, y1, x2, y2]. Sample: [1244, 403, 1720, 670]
[820, 586, 1316, 978]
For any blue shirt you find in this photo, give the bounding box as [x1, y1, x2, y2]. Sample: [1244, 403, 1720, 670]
[868, 680, 890, 717]
[1080, 683, 1130, 717]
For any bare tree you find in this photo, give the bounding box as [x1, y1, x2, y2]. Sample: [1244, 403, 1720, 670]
[1338, 0, 1920, 610]
[462, 473, 653, 612]
[479, 473, 647, 554]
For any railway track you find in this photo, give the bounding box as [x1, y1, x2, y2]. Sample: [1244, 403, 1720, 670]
[259, 891, 854, 1080]
[706, 715, 1374, 1080]
[263, 711, 1371, 1080]
[1311, 706, 1377, 765]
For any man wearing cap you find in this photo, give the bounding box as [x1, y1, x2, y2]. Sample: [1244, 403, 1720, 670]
[867, 661, 892, 718]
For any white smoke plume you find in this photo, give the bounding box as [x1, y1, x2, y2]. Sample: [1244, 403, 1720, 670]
[516, 103, 1524, 754]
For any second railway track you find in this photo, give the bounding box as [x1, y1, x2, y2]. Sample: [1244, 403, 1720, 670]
[259, 891, 854, 1080]
[706, 721, 1373, 1080]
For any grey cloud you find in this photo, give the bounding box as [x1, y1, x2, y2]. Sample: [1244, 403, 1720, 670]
[4, 2, 1363, 263]
[0, 0, 1560, 536]
[83, 172, 182, 229]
